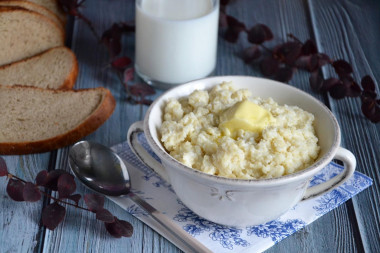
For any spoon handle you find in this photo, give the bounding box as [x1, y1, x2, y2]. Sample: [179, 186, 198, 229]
[126, 192, 212, 253]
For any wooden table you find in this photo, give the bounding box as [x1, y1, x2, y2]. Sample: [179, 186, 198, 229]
[1, 0, 379, 252]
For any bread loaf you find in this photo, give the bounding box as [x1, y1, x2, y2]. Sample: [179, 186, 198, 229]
[0, 47, 78, 89]
[0, 6, 64, 66]
[0, 85, 116, 155]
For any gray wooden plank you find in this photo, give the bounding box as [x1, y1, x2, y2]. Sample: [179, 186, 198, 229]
[0, 154, 50, 253]
[31, 0, 379, 253]
[1, 7, 74, 253]
[307, 0, 380, 252]
[223, 0, 361, 252]
[39, 0, 177, 252]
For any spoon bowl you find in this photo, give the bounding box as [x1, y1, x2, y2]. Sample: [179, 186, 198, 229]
[68, 140, 211, 253]
[69, 141, 130, 196]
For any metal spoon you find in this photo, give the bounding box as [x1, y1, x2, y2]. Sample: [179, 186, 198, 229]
[68, 140, 211, 253]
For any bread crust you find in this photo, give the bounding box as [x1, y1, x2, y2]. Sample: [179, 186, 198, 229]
[61, 48, 79, 89]
[26, 0, 67, 24]
[0, 6, 65, 66]
[0, 86, 116, 155]
[0, 0, 64, 30]
[0, 5, 64, 36]
[0, 46, 78, 89]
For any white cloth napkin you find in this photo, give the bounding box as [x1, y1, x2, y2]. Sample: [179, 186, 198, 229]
[109, 137, 372, 253]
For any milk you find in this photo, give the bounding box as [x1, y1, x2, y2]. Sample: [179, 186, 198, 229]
[135, 0, 219, 89]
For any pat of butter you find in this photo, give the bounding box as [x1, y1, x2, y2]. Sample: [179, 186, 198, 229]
[219, 100, 274, 136]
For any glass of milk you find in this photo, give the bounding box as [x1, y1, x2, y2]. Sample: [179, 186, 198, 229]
[135, 0, 219, 89]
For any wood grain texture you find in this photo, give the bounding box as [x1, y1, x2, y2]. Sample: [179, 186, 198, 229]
[39, 0, 178, 253]
[307, 0, 380, 252]
[1, 0, 378, 252]
[0, 154, 50, 253]
[224, 0, 360, 252]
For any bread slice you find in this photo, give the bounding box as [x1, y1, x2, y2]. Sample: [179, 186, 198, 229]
[0, 0, 64, 30]
[26, 0, 65, 23]
[0, 47, 78, 89]
[0, 6, 64, 66]
[0, 85, 116, 155]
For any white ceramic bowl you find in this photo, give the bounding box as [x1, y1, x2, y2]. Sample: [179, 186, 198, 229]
[127, 76, 356, 227]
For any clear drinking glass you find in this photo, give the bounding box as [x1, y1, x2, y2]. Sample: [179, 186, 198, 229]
[135, 0, 219, 89]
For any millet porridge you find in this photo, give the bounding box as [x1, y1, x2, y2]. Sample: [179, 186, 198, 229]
[159, 82, 320, 179]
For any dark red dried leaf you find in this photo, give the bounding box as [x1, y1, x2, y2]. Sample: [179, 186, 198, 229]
[274, 42, 302, 65]
[274, 67, 294, 83]
[308, 55, 319, 72]
[321, 78, 340, 92]
[247, 25, 266, 45]
[66, 194, 81, 205]
[361, 95, 372, 104]
[105, 217, 133, 238]
[372, 107, 380, 123]
[362, 90, 377, 100]
[341, 76, 361, 97]
[129, 83, 156, 98]
[111, 57, 132, 71]
[124, 68, 134, 84]
[23, 182, 42, 202]
[42, 202, 66, 230]
[309, 71, 324, 91]
[361, 98, 380, 123]
[369, 110, 380, 123]
[307, 53, 331, 72]
[226, 15, 246, 30]
[316, 53, 331, 66]
[329, 82, 347, 99]
[105, 219, 122, 238]
[117, 218, 134, 237]
[0, 157, 8, 177]
[84, 194, 104, 213]
[101, 24, 123, 57]
[332, 60, 353, 77]
[6, 179, 24, 201]
[247, 24, 273, 44]
[295, 55, 311, 70]
[96, 208, 115, 223]
[361, 75, 376, 92]
[57, 174, 76, 199]
[260, 57, 279, 77]
[260, 25, 274, 41]
[224, 15, 246, 43]
[242, 46, 261, 63]
[224, 28, 241, 43]
[45, 170, 70, 191]
[301, 39, 318, 55]
[35, 170, 48, 186]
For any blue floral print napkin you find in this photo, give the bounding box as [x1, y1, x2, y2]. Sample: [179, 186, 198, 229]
[110, 138, 372, 253]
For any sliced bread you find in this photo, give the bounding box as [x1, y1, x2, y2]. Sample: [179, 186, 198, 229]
[0, 47, 78, 89]
[26, 0, 65, 23]
[0, 6, 64, 66]
[0, 85, 116, 155]
[0, 0, 64, 30]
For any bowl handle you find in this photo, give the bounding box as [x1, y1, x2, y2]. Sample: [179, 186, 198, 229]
[302, 147, 356, 200]
[127, 121, 170, 183]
